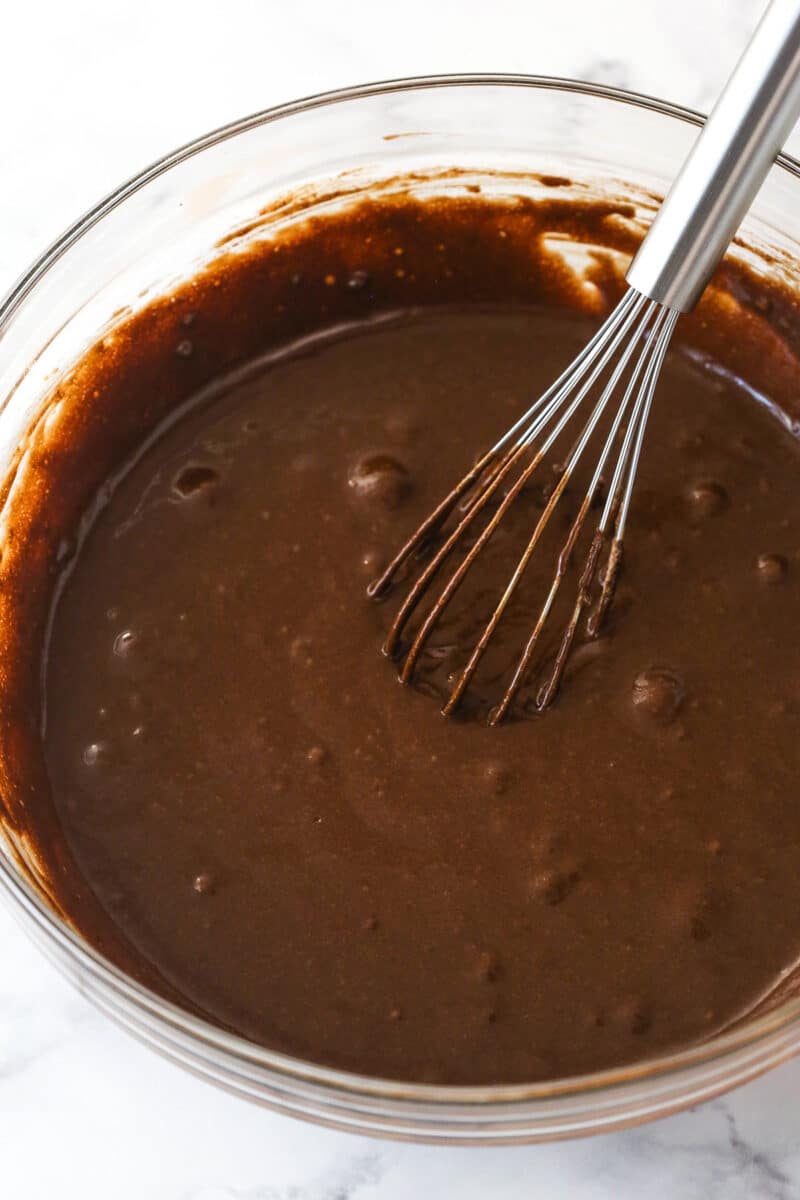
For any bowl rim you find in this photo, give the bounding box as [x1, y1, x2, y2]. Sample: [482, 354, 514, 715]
[2, 71, 800, 1116]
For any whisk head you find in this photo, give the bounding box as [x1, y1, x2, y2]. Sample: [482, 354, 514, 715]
[369, 288, 679, 723]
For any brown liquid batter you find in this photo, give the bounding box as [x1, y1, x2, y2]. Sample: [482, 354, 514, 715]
[5, 185, 800, 1084]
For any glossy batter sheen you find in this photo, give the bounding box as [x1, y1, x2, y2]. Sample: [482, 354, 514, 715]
[10, 186, 800, 1084]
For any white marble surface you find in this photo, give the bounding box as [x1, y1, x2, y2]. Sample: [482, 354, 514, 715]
[3, 0, 800, 1195]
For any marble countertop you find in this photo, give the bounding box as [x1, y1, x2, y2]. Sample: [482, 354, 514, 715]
[3, 0, 800, 1195]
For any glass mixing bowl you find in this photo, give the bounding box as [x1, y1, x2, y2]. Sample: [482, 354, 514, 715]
[1, 75, 800, 1144]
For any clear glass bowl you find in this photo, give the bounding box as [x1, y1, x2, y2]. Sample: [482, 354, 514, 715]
[2, 75, 800, 1144]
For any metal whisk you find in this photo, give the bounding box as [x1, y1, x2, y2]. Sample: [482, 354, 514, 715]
[371, 0, 800, 722]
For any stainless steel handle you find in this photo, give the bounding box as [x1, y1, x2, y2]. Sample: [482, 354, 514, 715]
[626, 0, 800, 312]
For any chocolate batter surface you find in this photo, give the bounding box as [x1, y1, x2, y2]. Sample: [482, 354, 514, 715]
[6, 185, 800, 1085]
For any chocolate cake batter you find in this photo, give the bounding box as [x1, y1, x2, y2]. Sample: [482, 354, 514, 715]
[3, 181, 800, 1085]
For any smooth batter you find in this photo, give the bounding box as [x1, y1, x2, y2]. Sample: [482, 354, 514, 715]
[5, 184, 800, 1084]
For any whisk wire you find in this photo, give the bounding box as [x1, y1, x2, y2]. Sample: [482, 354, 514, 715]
[489, 286, 642, 457]
[486, 300, 665, 722]
[586, 306, 680, 640]
[372, 287, 680, 721]
[370, 288, 643, 610]
[393, 292, 650, 677]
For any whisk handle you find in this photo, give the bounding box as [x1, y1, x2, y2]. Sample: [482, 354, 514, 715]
[626, 0, 800, 312]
